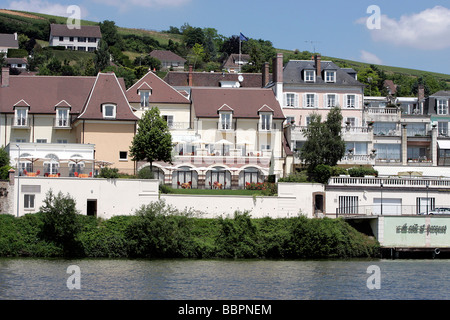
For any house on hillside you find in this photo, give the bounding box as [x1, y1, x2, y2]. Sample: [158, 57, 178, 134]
[0, 33, 19, 54]
[49, 24, 102, 52]
[149, 50, 186, 71]
[222, 53, 250, 73]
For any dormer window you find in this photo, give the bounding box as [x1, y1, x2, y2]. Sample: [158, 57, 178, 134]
[56, 108, 70, 127]
[219, 112, 233, 130]
[437, 99, 448, 115]
[140, 90, 150, 107]
[14, 107, 29, 127]
[259, 112, 273, 131]
[325, 71, 336, 83]
[103, 104, 116, 119]
[304, 70, 316, 82]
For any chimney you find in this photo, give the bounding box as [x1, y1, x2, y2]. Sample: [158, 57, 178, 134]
[188, 65, 193, 87]
[272, 53, 283, 102]
[314, 54, 321, 78]
[14, 32, 17, 41]
[1, 67, 9, 87]
[262, 62, 269, 87]
[418, 84, 425, 101]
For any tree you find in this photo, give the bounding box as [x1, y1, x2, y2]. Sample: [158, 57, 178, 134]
[300, 107, 346, 181]
[129, 107, 173, 171]
[94, 39, 110, 72]
[40, 190, 82, 256]
[99, 20, 123, 49]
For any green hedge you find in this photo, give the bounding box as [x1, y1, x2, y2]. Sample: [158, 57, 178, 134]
[0, 200, 380, 259]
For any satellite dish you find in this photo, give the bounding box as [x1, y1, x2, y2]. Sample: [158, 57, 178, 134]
[238, 75, 244, 82]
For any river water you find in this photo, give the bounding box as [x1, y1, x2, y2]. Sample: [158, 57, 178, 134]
[0, 258, 449, 300]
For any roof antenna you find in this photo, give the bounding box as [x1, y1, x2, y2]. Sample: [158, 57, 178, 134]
[305, 40, 321, 54]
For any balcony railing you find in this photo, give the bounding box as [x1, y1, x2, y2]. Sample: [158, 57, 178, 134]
[217, 122, 235, 131]
[366, 107, 400, 115]
[168, 122, 192, 130]
[329, 176, 450, 188]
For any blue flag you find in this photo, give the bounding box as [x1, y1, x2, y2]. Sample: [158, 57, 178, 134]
[239, 32, 248, 41]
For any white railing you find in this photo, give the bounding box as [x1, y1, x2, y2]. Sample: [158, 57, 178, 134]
[367, 107, 400, 115]
[329, 176, 450, 188]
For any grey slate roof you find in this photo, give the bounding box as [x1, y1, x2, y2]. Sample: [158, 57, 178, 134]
[283, 60, 364, 86]
[0, 33, 18, 48]
[430, 91, 450, 97]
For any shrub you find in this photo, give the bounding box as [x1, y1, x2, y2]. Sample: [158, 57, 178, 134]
[98, 167, 120, 178]
[347, 166, 378, 177]
[39, 190, 83, 256]
[245, 182, 277, 195]
[278, 171, 309, 183]
[137, 166, 154, 179]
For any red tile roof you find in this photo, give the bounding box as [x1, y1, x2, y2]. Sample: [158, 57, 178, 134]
[190, 87, 285, 119]
[126, 71, 190, 104]
[78, 73, 138, 121]
[0, 75, 96, 114]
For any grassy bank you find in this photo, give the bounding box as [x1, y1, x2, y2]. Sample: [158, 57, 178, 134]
[0, 200, 380, 259]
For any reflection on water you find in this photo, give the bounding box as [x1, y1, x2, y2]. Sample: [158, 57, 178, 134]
[0, 258, 449, 300]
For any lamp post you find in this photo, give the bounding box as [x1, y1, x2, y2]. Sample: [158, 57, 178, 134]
[16, 144, 20, 218]
[426, 182, 429, 215]
[380, 182, 383, 216]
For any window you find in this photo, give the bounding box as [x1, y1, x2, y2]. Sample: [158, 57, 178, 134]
[24, 194, 35, 210]
[162, 115, 174, 128]
[103, 104, 116, 119]
[88, 37, 97, 43]
[285, 93, 298, 107]
[374, 143, 401, 161]
[261, 144, 271, 153]
[78, 37, 86, 42]
[339, 196, 358, 214]
[140, 90, 150, 107]
[260, 113, 272, 131]
[346, 142, 367, 155]
[373, 122, 396, 136]
[16, 139, 26, 143]
[57, 139, 68, 144]
[437, 99, 448, 115]
[36, 139, 47, 143]
[438, 122, 449, 137]
[304, 70, 315, 82]
[346, 95, 356, 108]
[56, 108, 70, 127]
[59, 36, 64, 41]
[345, 117, 356, 127]
[119, 151, 128, 161]
[416, 197, 435, 215]
[326, 94, 337, 108]
[285, 116, 295, 125]
[219, 112, 232, 130]
[325, 71, 336, 82]
[304, 94, 316, 108]
[77, 47, 86, 51]
[69, 37, 74, 42]
[15, 108, 28, 126]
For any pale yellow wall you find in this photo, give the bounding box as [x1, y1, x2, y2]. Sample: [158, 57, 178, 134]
[78, 121, 136, 174]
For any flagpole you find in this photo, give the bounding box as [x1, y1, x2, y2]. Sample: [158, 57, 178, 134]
[239, 30, 242, 73]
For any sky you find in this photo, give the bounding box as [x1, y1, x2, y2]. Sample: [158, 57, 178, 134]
[5, 0, 450, 75]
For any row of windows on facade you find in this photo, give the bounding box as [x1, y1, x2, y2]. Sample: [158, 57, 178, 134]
[284, 93, 359, 108]
[57, 36, 98, 43]
[13, 105, 116, 127]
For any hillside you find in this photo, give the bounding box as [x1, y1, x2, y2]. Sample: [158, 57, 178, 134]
[1, 9, 449, 88]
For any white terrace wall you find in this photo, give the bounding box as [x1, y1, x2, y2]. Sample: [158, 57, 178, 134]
[11, 177, 323, 219]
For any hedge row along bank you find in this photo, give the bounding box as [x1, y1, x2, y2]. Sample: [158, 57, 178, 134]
[0, 192, 380, 259]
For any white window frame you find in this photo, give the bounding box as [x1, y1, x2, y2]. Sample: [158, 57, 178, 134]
[304, 93, 317, 108]
[140, 90, 150, 108]
[24, 194, 35, 210]
[304, 70, 316, 82]
[162, 115, 174, 128]
[259, 112, 273, 131]
[36, 139, 47, 144]
[437, 99, 448, 115]
[56, 108, 70, 127]
[345, 117, 357, 127]
[325, 94, 337, 108]
[15, 107, 28, 126]
[102, 104, 116, 119]
[325, 71, 336, 83]
[438, 121, 449, 136]
[345, 94, 356, 108]
[284, 93, 299, 107]
[219, 112, 233, 130]
[119, 151, 128, 161]
[57, 139, 68, 144]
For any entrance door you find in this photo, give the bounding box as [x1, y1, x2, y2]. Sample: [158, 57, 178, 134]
[87, 200, 97, 217]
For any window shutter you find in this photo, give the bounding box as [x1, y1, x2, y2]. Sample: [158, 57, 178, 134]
[324, 94, 328, 108]
[314, 94, 318, 108]
[303, 94, 306, 108]
[294, 93, 299, 107]
[283, 93, 287, 107]
[355, 95, 359, 109]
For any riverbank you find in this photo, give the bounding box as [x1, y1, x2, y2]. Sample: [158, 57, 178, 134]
[0, 200, 380, 259]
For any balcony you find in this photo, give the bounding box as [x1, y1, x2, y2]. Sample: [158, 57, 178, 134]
[364, 107, 401, 123]
[328, 176, 450, 189]
[12, 117, 31, 129]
